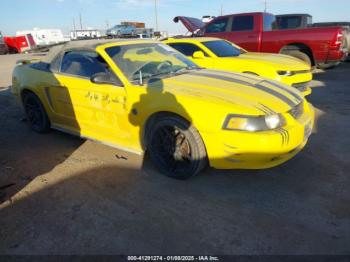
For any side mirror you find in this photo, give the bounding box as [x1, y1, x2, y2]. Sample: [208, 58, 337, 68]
[90, 72, 123, 86]
[192, 51, 205, 59]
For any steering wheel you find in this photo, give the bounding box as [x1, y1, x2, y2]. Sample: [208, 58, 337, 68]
[157, 60, 173, 71]
[131, 61, 156, 80]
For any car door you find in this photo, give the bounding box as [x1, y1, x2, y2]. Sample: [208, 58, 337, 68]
[226, 15, 260, 52]
[204, 16, 233, 42]
[167, 42, 213, 68]
[49, 50, 130, 145]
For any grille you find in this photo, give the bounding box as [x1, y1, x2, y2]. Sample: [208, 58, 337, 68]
[289, 102, 304, 119]
[293, 70, 311, 75]
[292, 81, 310, 92]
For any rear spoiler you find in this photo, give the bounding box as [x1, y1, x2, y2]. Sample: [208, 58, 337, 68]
[173, 16, 206, 34]
[16, 59, 40, 65]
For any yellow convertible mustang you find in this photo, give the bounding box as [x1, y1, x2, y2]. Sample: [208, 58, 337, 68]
[12, 39, 314, 179]
[163, 37, 313, 96]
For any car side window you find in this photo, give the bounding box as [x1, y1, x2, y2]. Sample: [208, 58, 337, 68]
[205, 18, 229, 33]
[60, 51, 110, 78]
[232, 16, 254, 31]
[264, 14, 278, 31]
[168, 43, 207, 57]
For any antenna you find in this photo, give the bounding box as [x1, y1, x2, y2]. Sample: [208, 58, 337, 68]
[154, 0, 159, 31]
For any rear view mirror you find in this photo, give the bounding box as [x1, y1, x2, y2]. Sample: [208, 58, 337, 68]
[192, 51, 205, 59]
[91, 72, 123, 86]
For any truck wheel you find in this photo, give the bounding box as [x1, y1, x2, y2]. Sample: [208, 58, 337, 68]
[23, 92, 50, 133]
[147, 114, 208, 179]
[283, 50, 311, 66]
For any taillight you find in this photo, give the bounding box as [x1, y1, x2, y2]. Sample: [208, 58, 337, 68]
[335, 31, 345, 49]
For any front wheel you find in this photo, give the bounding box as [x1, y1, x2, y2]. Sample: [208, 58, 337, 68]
[147, 115, 208, 179]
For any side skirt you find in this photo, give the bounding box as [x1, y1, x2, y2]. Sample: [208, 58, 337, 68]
[51, 124, 144, 156]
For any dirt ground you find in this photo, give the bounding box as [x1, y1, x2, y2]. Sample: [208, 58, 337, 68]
[0, 53, 349, 255]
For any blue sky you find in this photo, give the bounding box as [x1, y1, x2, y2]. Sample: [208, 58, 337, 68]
[0, 0, 350, 35]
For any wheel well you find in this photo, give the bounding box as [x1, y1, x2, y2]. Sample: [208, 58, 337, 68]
[20, 89, 36, 103]
[280, 43, 315, 66]
[142, 111, 190, 150]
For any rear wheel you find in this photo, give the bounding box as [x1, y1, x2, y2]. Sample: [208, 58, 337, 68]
[147, 115, 208, 179]
[283, 50, 312, 66]
[23, 92, 50, 133]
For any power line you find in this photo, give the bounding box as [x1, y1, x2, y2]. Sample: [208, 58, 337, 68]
[154, 0, 159, 31]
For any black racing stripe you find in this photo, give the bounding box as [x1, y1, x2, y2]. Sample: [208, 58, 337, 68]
[189, 71, 297, 107]
[255, 106, 269, 115]
[276, 127, 286, 145]
[258, 103, 276, 115]
[255, 83, 296, 107]
[211, 70, 302, 104]
[260, 103, 276, 114]
[265, 80, 302, 103]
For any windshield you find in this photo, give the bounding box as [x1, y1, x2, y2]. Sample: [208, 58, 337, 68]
[105, 43, 198, 83]
[202, 40, 244, 57]
[0, 32, 3, 44]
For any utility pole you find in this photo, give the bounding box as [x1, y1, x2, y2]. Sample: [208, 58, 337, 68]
[154, 0, 159, 31]
[79, 13, 83, 30]
[220, 4, 223, 16]
[73, 18, 76, 31]
[106, 20, 109, 29]
[264, 0, 267, 12]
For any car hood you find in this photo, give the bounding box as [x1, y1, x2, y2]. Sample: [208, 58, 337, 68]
[236, 52, 311, 70]
[158, 69, 303, 115]
[173, 16, 205, 33]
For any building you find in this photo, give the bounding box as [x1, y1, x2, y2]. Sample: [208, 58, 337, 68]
[70, 29, 102, 40]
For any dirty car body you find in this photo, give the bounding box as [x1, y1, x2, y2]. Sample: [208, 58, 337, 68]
[12, 39, 315, 178]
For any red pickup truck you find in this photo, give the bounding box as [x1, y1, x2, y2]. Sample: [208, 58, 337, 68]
[174, 12, 348, 69]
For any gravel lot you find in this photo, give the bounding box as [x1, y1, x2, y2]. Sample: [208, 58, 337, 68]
[0, 53, 349, 255]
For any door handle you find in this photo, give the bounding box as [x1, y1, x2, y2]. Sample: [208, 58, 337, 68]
[247, 35, 256, 38]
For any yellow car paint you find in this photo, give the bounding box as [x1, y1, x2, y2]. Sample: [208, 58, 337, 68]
[12, 39, 314, 170]
[163, 37, 313, 96]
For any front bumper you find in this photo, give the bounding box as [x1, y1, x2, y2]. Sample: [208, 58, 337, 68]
[201, 103, 315, 169]
[277, 71, 313, 96]
[292, 82, 312, 96]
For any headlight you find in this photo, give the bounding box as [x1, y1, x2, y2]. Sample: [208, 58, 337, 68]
[223, 114, 285, 132]
[277, 70, 294, 76]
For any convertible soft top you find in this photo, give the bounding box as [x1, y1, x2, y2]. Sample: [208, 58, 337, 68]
[41, 39, 141, 64]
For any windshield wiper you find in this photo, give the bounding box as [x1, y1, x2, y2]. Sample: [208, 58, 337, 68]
[173, 66, 202, 74]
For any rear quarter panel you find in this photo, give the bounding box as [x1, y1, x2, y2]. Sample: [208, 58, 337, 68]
[261, 27, 342, 62]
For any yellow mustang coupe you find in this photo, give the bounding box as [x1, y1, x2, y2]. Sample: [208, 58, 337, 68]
[163, 37, 313, 96]
[12, 39, 314, 179]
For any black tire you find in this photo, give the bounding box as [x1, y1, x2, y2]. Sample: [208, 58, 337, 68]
[147, 114, 208, 179]
[23, 92, 50, 133]
[283, 50, 312, 66]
